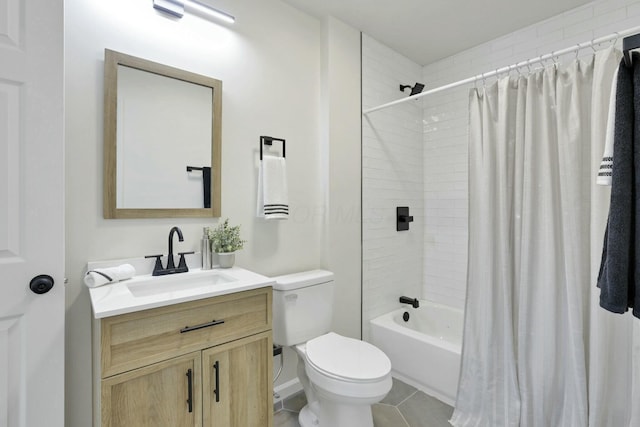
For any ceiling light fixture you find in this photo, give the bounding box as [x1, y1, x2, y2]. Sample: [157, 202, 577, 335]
[153, 0, 235, 24]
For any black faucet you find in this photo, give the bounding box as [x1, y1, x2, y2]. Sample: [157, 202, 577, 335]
[145, 226, 194, 276]
[167, 226, 183, 269]
[399, 296, 419, 308]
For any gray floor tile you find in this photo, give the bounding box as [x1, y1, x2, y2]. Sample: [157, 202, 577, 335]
[398, 391, 453, 427]
[273, 377, 454, 427]
[373, 403, 410, 427]
[380, 378, 418, 406]
[274, 410, 301, 427]
[283, 391, 307, 412]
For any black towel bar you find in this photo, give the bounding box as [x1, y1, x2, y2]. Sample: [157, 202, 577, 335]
[260, 136, 286, 160]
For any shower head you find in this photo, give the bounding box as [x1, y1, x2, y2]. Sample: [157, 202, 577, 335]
[400, 82, 425, 96]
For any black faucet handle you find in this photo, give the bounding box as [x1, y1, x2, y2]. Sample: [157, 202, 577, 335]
[177, 251, 195, 270]
[145, 254, 164, 276]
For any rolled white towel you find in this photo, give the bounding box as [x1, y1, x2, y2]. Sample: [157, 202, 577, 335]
[84, 264, 136, 288]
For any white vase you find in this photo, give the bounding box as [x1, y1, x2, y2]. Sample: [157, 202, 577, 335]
[217, 252, 235, 268]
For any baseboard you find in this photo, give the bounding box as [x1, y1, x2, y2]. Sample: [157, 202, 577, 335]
[273, 378, 302, 404]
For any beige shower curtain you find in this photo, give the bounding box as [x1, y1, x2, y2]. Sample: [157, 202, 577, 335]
[451, 46, 640, 427]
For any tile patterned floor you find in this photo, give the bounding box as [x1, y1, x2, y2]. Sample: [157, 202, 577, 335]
[274, 378, 454, 427]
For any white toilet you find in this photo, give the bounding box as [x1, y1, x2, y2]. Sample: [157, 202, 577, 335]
[272, 270, 392, 427]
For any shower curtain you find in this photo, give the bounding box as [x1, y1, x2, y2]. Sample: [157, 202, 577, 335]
[450, 46, 640, 427]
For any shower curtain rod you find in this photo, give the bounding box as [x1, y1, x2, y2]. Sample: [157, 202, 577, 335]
[363, 24, 640, 114]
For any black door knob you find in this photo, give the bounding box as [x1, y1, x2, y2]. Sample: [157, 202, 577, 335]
[30, 275, 54, 294]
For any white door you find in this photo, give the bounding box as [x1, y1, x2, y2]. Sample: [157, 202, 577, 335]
[0, 0, 64, 425]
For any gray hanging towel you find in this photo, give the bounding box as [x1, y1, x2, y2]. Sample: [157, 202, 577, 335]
[598, 53, 640, 318]
[634, 54, 640, 317]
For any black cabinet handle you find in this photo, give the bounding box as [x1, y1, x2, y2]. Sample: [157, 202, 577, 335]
[186, 369, 193, 413]
[180, 319, 225, 333]
[213, 361, 220, 403]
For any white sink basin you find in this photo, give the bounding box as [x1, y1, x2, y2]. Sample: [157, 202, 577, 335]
[89, 261, 275, 319]
[126, 270, 237, 297]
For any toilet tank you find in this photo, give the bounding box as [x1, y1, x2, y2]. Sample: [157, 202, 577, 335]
[272, 270, 334, 346]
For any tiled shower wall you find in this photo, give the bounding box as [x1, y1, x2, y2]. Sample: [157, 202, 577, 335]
[362, 35, 423, 339]
[421, 0, 640, 310]
[363, 0, 640, 329]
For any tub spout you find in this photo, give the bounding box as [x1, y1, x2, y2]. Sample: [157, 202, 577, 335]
[399, 296, 419, 308]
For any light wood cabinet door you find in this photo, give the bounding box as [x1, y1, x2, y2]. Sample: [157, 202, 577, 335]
[102, 352, 202, 427]
[203, 332, 273, 427]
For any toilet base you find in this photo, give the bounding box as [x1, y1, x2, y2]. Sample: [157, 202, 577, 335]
[298, 405, 319, 427]
[297, 401, 374, 427]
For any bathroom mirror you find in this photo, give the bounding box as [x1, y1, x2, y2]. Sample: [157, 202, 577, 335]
[103, 49, 222, 218]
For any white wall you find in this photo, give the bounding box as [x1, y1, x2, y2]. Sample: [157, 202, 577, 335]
[322, 17, 362, 339]
[64, 1, 363, 425]
[361, 35, 424, 339]
[422, 0, 640, 310]
[274, 15, 363, 398]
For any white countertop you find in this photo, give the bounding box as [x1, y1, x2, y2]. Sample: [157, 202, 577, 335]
[88, 264, 274, 319]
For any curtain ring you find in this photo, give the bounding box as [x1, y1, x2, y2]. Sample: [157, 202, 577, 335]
[551, 51, 559, 69]
[481, 72, 487, 87]
[613, 32, 620, 46]
[541, 54, 551, 70]
[514, 64, 522, 78]
[539, 54, 547, 68]
[590, 38, 597, 53]
[574, 43, 581, 60]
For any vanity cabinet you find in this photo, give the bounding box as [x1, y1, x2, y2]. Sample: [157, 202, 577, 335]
[96, 287, 273, 427]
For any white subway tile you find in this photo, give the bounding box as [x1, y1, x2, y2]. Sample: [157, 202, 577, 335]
[626, 1, 640, 17]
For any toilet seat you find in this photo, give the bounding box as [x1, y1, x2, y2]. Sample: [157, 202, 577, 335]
[305, 332, 391, 383]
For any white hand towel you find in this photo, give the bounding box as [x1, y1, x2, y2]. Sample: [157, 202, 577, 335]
[84, 264, 136, 288]
[597, 65, 619, 186]
[257, 156, 289, 220]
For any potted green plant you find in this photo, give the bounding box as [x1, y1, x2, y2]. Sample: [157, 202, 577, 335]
[207, 219, 246, 268]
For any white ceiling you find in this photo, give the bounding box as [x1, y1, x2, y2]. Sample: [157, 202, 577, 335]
[281, 0, 595, 65]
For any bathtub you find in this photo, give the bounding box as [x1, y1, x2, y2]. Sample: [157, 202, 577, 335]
[369, 300, 463, 406]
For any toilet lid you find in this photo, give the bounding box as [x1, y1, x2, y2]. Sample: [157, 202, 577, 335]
[305, 332, 391, 382]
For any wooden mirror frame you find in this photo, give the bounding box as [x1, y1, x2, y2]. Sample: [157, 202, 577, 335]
[103, 49, 222, 219]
